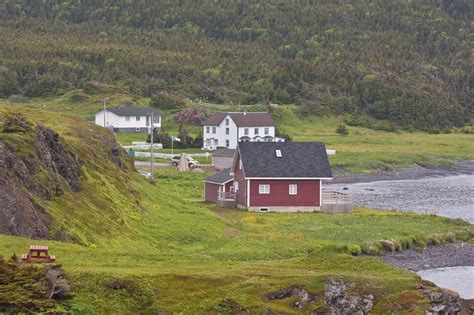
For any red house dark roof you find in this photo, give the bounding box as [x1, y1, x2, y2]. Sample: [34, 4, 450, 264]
[237, 142, 333, 178]
[202, 112, 275, 127]
[203, 169, 233, 185]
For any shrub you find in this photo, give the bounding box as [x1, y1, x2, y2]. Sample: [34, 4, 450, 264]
[336, 124, 349, 135]
[150, 92, 186, 110]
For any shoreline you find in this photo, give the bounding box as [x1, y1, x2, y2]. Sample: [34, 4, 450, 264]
[332, 160, 474, 184]
[379, 242, 474, 272]
[379, 242, 474, 310]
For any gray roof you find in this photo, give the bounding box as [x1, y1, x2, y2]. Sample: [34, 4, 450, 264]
[212, 148, 236, 158]
[238, 142, 332, 178]
[202, 112, 275, 127]
[204, 169, 233, 185]
[106, 107, 161, 117]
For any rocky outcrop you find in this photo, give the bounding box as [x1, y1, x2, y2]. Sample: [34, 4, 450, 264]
[266, 285, 317, 310]
[322, 279, 373, 315]
[419, 284, 462, 315]
[0, 113, 82, 238]
[34, 125, 82, 192]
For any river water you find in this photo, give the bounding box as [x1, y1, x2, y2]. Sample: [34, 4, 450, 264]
[327, 174, 474, 298]
[326, 174, 474, 223]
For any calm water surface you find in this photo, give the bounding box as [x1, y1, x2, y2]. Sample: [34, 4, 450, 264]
[327, 174, 474, 223]
[418, 267, 474, 299]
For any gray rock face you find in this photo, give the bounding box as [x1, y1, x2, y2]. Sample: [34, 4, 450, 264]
[420, 285, 461, 315]
[266, 285, 317, 310]
[35, 125, 82, 192]
[323, 280, 373, 315]
[0, 120, 82, 239]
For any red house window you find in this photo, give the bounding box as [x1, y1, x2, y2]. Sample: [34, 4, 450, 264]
[259, 184, 270, 194]
[289, 184, 298, 195]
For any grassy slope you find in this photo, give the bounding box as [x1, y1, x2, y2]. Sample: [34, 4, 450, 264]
[0, 103, 473, 313]
[0, 159, 473, 311]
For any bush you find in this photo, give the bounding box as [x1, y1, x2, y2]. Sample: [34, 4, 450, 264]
[336, 124, 349, 135]
[150, 92, 186, 110]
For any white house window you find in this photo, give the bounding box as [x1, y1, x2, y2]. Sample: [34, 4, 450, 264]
[206, 126, 210, 133]
[212, 127, 216, 134]
[136, 116, 140, 121]
[244, 128, 249, 135]
[259, 184, 270, 194]
[289, 184, 298, 195]
[264, 127, 269, 135]
[254, 128, 259, 135]
[225, 118, 229, 126]
[226, 139, 230, 147]
[126, 116, 130, 121]
[225, 127, 230, 135]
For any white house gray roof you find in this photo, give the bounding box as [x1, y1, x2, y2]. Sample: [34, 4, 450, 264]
[238, 142, 332, 178]
[106, 107, 161, 117]
[203, 169, 233, 185]
[212, 148, 236, 158]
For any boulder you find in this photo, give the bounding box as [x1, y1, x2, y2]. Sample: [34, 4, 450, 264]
[324, 279, 373, 315]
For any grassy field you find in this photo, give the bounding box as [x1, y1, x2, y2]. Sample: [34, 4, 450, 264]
[1, 165, 473, 312]
[0, 105, 473, 313]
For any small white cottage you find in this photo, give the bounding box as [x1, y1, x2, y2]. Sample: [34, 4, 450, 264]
[94, 107, 161, 133]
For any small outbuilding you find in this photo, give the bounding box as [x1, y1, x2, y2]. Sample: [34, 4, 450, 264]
[203, 169, 234, 203]
[212, 148, 236, 170]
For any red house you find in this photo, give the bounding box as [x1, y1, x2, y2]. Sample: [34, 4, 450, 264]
[203, 169, 234, 203]
[231, 142, 333, 212]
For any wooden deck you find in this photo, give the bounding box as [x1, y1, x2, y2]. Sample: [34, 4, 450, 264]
[321, 190, 353, 213]
[217, 191, 237, 208]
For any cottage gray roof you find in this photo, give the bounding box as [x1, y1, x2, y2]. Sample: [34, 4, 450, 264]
[106, 107, 161, 117]
[212, 148, 236, 158]
[238, 142, 332, 178]
[204, 169, 233, 185]
[202, 112, 275, 127]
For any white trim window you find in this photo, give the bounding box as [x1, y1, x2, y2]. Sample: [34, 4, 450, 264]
[136, 116, 140, 121]
[254, 128, 259, 135]
[206, 126, 210, 133]
[289, 184, 298, 195]
[225, 139, 230, 147]
[264, 127, 269, 135]
[212, 127, 216, 134]
[225, 118, 229, 126]
[225, 127, 230, 135]
[259, 184, 270, 194]
[126, 116, 130, 121]
[244, 128, 249, 135]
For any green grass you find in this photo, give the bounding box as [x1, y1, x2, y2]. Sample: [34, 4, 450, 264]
[1, 103, 473, 313]
[1, 164, 473, 313]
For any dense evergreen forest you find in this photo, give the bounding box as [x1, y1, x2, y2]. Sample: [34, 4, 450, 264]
[0, 0, 472, 130]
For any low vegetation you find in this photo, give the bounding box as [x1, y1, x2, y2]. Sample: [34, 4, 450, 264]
[0, 106, 473, 313]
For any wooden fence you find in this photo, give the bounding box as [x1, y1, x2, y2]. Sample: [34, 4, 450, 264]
[321, 190, 353, 213]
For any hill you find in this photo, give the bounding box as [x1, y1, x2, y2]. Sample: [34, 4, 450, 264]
[0, 107, 473, 313]
[0, 0, 473, 130]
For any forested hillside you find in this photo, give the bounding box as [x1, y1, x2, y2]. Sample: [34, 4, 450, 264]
[0, 0, 472, 130]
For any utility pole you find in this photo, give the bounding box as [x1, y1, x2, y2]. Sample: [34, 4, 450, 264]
[103, 97, 110, 127]
[150, 111, 154, 179]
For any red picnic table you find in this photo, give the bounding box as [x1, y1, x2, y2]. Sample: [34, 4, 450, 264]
[21, 245, 56, 263]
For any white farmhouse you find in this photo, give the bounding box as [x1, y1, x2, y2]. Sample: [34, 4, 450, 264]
[202, 112, 283, 149]
[94, 107, 161, 133]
